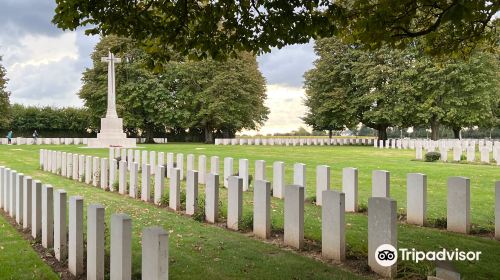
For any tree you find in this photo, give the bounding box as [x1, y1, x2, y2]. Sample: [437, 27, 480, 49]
[303, 37, 499, 140]
[0, 57, 10, 128]
[353, 44, 419, 140]
[80, 36, 269, 143]
[303, 38, 360, 138]
[304, 38, 416, 140]
[172, 53, 269, 142]
[412, 50, 500, 139]
[52, 0, 499, 63]
[337, 0, 499, 57]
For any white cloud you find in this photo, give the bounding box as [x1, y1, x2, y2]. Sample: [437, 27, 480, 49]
[242, 84, 309, 135]
[2, 32, 84, 107]
[7, 58, 83, 107]
[5, 33, 78, 68]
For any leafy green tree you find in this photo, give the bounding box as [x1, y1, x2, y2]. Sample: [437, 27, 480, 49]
[303, 38, 360, 138]
[304, 38, 416, 140]
[337, 0, 499, 57]
[412, 50, 500, 139]
[353, 44, 419, 140]
[172, 52, 269, 142]
[304, 38, 499, 140]
[0, 57, 11, 128]
[80, 36, 269, 143]
[292, 127, 311, 136]
[52, 0, 498, 63]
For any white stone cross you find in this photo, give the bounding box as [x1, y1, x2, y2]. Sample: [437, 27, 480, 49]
[101, 51, 121, 118]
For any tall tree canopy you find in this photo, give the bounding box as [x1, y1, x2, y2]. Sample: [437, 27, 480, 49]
[80, 36, 269, 142]
[303, 39, 360, 136]
[0, 57, 11, 128]
[411, 51, 500, 139]
[52, 0, 498, 63]
[304, 38, 500, 140]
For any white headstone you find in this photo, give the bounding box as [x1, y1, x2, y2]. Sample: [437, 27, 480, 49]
[253, 180, 271, 239]
[315, 165, 330, 206]
[272, 162, 285, 199]
[186, 170, 199, 215]
[239, 159, 249, 191]
[227, 176, 243, 230]
[342, 167, 358, 212]
[284, 185, 304, 249]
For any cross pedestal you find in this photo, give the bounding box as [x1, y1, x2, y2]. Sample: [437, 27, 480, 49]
[88, 117, 136, 148]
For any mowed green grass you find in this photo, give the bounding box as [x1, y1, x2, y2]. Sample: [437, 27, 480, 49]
[0, 145, 364, 280]
[0, 144, 499, 279]
[0, 213, 59, 279]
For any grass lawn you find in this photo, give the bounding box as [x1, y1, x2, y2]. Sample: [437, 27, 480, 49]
[0, 145, 364, 280]
[0, 212, 59, 279]
[0, 143, 499, 279]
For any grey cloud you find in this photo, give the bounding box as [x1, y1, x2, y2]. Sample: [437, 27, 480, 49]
[0, 0, 98, 108]
[257, 41, 317, 87]
[0, 0, 59, 38]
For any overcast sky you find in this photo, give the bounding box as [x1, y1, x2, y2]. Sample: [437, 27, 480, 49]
[0, 0, 316, 134]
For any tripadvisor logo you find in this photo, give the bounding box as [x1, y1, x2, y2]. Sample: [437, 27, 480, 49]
[375, 244, 398, 267]
[375, 244, 482, 266]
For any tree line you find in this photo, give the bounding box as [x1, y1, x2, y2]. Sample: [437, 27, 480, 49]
[0, 104, 93, 138]
[303, 38, 500, 140]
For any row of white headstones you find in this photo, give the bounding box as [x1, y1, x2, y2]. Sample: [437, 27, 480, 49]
[376, 137, 499, 152]
[0, 166, 169, 279]
[215, 137, 374, 146]
[0, 137, 90, 145]
[40, 148, 500, 278]
[414, 142, 500, 164]
[0, 137, 169, 145]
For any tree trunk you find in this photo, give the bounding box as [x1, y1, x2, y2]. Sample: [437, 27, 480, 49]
[452, 127, 461, 139]
[204, 126, 214, 144]
[142, 123, 156, 144]
[145, 130, 154, 144]
[430, 121, 440, 140]
[328, 130, 333, 139]
[377, 127, 388, 141]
